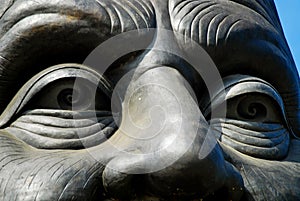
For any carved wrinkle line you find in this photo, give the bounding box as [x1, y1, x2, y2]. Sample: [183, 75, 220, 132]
[215, 14, 228, 46]
[54, 160, 83, 184]
[111, 4, 125, 32]
[176, 1, 203, 32]
[57, 169, 83, 201]
[11, 118, 113, 139]
[0, 153, 22, 164]
[82, 163, 100, 188]
[189, 8, 214, 43]
[27, 163, 46, 188]
[33, 182, 43, 201]
[83, 165, 103, 189]
[224, 18, 242, 42]
[95, 0, 113, 33]
[16, 115, 109, 128]
[228, 0, 275, 31]
[50, 163, 65, 179]
[172, 0, 196, 15]
[206, 13, 225, 46]
[0, 0, 15, 19]
[177, 2, 217, 32]
[126, 0, 149, 28]
[114, 1, 140, 30]
[134, 0, 153, 19]
[3, 169, 16, 199]
[197, 10, 216, 46]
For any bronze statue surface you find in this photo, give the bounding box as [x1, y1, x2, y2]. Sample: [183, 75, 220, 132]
[0, 0, 299, 200]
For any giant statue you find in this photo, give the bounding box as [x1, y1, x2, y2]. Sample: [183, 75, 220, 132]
[0, 0, 299, 200]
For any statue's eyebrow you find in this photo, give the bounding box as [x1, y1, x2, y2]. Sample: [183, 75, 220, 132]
[0, 0, 156, 38]
[169, 0, 284, 48]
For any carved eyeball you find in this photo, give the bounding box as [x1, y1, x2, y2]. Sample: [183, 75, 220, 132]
[29, 78, 111, 111]
[54, 80, 92, 110]
[226, 93, 282, 123]
[57, 88, 79, 109]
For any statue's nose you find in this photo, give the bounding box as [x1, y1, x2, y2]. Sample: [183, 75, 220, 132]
[100, 67, 244, 200]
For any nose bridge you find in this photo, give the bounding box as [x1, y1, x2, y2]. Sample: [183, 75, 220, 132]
[110, 65, 202, 151]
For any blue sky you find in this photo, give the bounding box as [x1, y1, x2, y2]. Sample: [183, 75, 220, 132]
[274, 1, 300, 74]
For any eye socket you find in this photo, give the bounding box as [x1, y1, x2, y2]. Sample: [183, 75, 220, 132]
[27, 78, 111, 111]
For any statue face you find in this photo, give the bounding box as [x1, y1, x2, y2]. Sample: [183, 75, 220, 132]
[0, 0, 299, 200]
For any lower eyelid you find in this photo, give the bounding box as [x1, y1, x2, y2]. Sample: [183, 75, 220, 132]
[210, 118, 290, 160]
[5, 109, 117, 149]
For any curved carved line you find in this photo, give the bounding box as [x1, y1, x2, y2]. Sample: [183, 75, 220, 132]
[218, 127, 287, 147]
[126, 0, 149, 27]
[0, 0, 14, 19]
[96, 0, 153, 34]
[172, 0, 196, 15]
[50, 161, 66, 179]
[57, 169, 83, 201]
[110, 4, 125, 33]
[134, 0, 153, 19]
[83, 163, 101, 189]
[33, 182, 44, 201]
[189, 7, 214, 43]
[197, 10, 216, 46]
[47, 158, 71, 178]
[95, 0, 114, 33]
[83, 171, 99, 190]
[177, 2, 206, 32]
[27, 163, 47, 188]
[225, 19, 242, 42]
[213, 124, 286, 139]
[3, 168, 16, 199]
[214, 14, 228, 46]
[54, 160, 82, 184]
[177, 2, 217, 32]
[206, 13, 229, 46]
[114, 1, 140, 30]
[230, 0, 274, 28]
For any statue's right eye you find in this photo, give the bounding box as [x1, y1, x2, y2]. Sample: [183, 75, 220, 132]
[0, 64, 118, 149]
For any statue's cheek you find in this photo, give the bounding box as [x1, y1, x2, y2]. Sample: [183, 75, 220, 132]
[0, 130, 106, 200]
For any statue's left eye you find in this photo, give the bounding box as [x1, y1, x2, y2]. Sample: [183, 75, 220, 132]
[203, 74, 291, 160]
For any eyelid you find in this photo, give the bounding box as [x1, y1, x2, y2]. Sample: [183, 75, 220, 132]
[203, 74, 287, 123]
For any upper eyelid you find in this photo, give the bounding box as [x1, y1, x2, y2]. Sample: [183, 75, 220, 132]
[202, 74, 285, 118]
